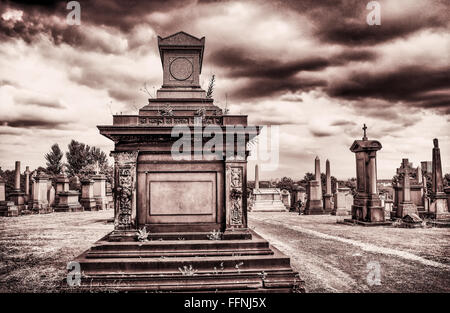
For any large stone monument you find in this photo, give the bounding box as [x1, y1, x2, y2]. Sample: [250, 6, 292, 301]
[305, 156, 324, 214]
[8, 161, 26, 213]
[429, 138, 449, 219]
[92, 173, 108, 210]
[323, 159, 333, 214]
[72, 32, 300, 292]
[251, 165, 287, 212]
[345, 125, 390, 225]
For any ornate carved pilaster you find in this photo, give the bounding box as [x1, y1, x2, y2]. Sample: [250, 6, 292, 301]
[112, 151, 138, 231]
[224, 161, 250, 238]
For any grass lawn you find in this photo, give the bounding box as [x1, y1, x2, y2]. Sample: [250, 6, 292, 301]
[0, 210, 113, 292]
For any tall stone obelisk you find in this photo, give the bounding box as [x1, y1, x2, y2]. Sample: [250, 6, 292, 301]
[345, 124, 388, 224]
[323, 159, 332, 214]
[305, 156, 324, 215]
[430, 138, 449, 219]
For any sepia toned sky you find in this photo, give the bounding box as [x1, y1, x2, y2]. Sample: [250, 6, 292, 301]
[0, 0, 449, 180]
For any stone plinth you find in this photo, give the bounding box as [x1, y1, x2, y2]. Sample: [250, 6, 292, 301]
[31, 172, 51, 213]
[291, 184, 306, 212]
[305, 180, 324, 215]
[345, 125, 390, 226]
[92, 174, 108, 210]
[252, 188, 288, 212]
[0, 201, 19, 217]
[80, 179, 97, 211]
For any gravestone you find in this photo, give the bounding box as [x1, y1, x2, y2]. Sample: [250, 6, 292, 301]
[429, 139, 449, 219]
[323, 159, 333, 214]
[8, 161, 26, 213]
[344, 125, 390, 225]
[73, 32, 300, 292]
[47, 186, 55, 208]
[31, 171, 50, 213]
[280, 189, 291, 209]
[395, 159, 419, 218]
[333, 187, 353, 216]
[291, 184, 306, 212]
[106, 181, 114, 209]
[92, 173, 108, 210]
[80, 178, 97, 211]
[305, 156, 324, 214]
[252, 165, 287, 212]
[54, 173, 83, 212]
[0, 176, 18, 217]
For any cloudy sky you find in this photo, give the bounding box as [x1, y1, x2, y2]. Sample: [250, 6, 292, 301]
[0, 0, 449, 180]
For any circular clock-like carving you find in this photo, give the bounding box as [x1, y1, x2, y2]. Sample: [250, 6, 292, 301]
[169, 57, 193, 81]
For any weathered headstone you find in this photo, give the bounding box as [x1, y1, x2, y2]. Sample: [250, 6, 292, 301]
[345, 124, 390, 225]
[305, 156, 324, 214]
[31, 171, 50, 213]
[429, 138, 449, 219]
[323, 159, 332, 214]
[92, 173, 108, 210]
[333, 187, 353, 216]
[47, 186, 55, 208]
[280, 189, 291, 209]
[0, 176, 19, 217]
[80, 178, 97, 211]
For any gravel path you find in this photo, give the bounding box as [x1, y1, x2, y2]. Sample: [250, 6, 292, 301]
[248, 212, 450, 293]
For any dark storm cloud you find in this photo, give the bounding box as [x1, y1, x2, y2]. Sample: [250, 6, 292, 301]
[281, 0, 450, 46]
[0, 117, 67, 129]
[327, 65, 450, 114]
[309, 129, 333, 138]
[14, 94, 65, 109]
[330, 120, 357, 127]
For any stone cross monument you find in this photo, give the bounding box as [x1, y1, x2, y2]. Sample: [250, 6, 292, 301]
[396, 158, 418, 217]
[346, 124, 388, 224]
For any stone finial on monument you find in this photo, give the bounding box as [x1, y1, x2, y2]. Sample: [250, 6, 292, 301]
[305, 156, 324, 215]
[396, 158, 419, 218]
[323, 159, 332, 214]
[429, 138, 449, 219]
[345, 125, 390, 225]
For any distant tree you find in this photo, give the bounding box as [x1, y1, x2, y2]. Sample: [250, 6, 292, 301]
[45, 143, 64, 175]
[300, 172, 315, 186]
[66, 140, 110, 177]
[444, 173, 449, 187]
[276, 177, 295, 192]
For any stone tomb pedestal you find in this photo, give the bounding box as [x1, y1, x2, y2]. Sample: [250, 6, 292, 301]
[31, 171, 51, 213]
[72, 31, 300, 293]
[0, 177, 18, 217]
[332, 187, 353, 216]
[54, 173, 83, 212]
[80, 178, 97, 211]
[252, 188, 288, 212]
[344, 125, 391, 226]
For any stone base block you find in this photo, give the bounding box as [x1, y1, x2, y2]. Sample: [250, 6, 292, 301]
[342, 219, 393, 227]
[352, 204, 385, 222]
[397, 202, 418, 218]
[304, 199, 324, 215]
[252, 200, 288, 212]
[0, 201, 19, 217]
[54, 204, 84, 212]
[71, 230, 303, 293]
[80, 198, 98, 211]
[334, 208, 351, 216]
